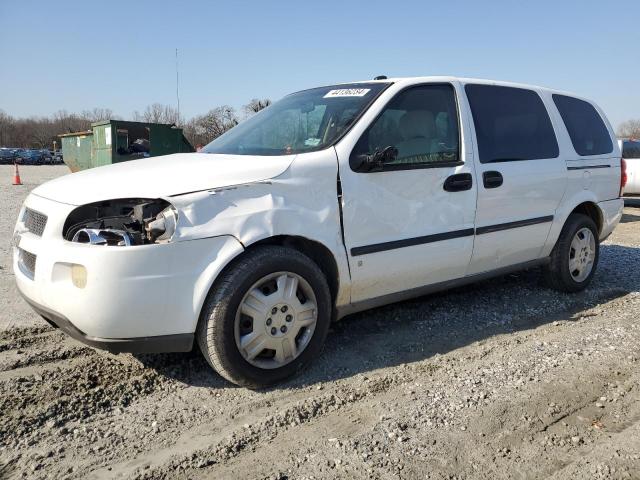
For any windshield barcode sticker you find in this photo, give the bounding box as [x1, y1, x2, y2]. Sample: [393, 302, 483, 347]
[324, 88, 371, 98]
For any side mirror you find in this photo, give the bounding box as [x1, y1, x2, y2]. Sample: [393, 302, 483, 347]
[350, 146, 398, 172]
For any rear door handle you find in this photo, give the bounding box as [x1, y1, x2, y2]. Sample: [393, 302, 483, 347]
[483, 171, 503, 189]
[443, 173, 473, 192]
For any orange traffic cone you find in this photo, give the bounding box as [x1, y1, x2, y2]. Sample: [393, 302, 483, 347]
[12, 163, 22, 185]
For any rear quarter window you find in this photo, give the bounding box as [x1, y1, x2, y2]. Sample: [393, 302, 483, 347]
[552, 94, 613, 156]
[465, 84, 559, 163]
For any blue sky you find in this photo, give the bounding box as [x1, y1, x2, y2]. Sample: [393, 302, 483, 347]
[1, 0, 639, 129]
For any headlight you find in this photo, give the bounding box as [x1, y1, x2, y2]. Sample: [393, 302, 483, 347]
[145, 206, 178, 243]
[63, 198, 178, 246]
[71, 228, 132, 246]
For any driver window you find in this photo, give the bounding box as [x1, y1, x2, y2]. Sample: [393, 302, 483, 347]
[353, 84, 460, 168]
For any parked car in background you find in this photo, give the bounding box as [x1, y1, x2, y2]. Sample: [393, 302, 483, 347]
[13, 77, 624, 388]
[17, 150, 35, 165]
[17, 149, 45, 165]
[12, 149, 26, 164]
[40, 150, 54, 165]
[0, 148, 16, 164]
[51, 152, 64, 164]
[619, 139, 640, 195]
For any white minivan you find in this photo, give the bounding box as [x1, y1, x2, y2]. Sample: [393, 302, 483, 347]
[13, 77, 625, 387]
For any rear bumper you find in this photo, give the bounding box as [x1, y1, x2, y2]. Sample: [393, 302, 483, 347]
[623, 158, 640, 194]
[598, 198, 624, 240]
[21, 292, 193, 353]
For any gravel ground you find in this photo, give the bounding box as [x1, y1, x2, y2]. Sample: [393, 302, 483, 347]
[1, 165, 639, 480]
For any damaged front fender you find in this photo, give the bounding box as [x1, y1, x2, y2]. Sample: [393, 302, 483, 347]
[169, 155, 337, 247]
[168, 150, 352, 308]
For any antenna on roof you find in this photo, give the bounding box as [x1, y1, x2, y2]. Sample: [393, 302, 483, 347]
[175, 48, 181, 123]
[374, 75, 388, 80]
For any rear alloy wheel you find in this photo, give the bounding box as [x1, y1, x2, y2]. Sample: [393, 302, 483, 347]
[568, 227, 596, 282]
[544, 213, 599, 292]
[197, 246, 331, 388]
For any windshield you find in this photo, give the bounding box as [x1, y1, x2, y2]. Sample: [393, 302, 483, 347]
[203, 83, 389, 156]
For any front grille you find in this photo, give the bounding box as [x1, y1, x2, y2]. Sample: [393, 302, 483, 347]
[24, 207, 48, 236]
[19, 248, 37, 278]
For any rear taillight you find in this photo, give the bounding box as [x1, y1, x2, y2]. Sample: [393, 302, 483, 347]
[620, 158, 627, 196]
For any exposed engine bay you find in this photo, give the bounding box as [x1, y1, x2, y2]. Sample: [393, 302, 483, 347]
[62, 198, 177, 246]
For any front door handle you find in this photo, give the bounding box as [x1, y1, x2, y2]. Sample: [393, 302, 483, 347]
[443, 173, 473, 192]
[483, 171, 503, 189]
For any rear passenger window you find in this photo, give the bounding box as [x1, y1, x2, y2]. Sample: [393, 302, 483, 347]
[553, 94, 613, 156]
[465, 84, 559, 163]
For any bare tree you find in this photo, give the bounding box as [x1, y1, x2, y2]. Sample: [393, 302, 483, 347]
[1, 101, 244, 149]
[243, 98, 272, 116]
[183, 106, 238, 147]
[28, 118, 55, 148]
[0, 110, 14, 147]
[618, 119, 640, 139]
[81, 108, 115, 123]
[133, 103, 181, 125]
[53, 110, 91, 134]
[0, 110, 92, 148]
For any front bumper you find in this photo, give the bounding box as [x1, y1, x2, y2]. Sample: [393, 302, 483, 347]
[20, 293, 193, 353]
[13, 193, 244, 350]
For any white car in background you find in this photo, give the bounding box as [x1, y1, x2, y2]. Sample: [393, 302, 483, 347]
[619, 139, 640, 195]
[13, 77, 625, 388]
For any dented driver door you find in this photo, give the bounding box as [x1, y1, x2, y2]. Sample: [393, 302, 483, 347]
[335, 82, 478, 304]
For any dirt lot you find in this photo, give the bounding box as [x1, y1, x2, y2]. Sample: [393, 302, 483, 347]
[1, 165, 639, 480]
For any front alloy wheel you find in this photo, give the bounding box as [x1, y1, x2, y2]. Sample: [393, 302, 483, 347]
[236, 272, 318, 369]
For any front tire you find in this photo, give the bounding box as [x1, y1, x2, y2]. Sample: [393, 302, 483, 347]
[197, 246, 332, 388]
[544, 213, 599, 292]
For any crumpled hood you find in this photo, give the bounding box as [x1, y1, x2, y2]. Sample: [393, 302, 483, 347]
[32, 153, 295, 205]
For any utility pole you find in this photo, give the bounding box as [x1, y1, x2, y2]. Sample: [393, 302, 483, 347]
[175, 48, 181, 124]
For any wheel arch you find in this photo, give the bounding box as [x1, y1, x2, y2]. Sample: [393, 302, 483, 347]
[192, 232, 346, 333]
[192, 234, 341, 335]
[542, 192, 604, 257]
[569, 201, 603, 234]
[246, 235, 340, 309]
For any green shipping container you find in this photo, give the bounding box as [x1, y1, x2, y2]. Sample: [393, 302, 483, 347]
[60, 120, 194, 172]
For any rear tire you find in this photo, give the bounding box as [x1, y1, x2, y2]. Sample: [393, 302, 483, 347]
[196, 245, 332, 388]
[544, 213, 599, 292]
